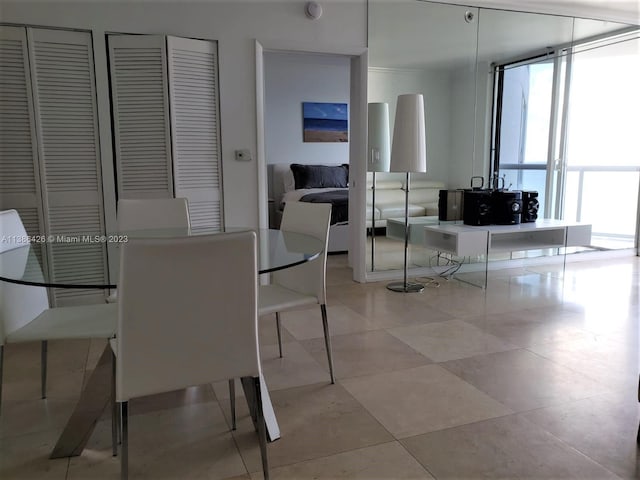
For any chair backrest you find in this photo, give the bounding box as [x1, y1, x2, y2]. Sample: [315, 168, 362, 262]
[0, 209, 29, 253]
[116, 231, 259, 401]
[273, 202, 331, 303]
[0, 210, 49, 344]
[116, 198, 190, 232]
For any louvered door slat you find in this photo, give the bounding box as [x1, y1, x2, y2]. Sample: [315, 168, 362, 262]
[108, 35, 173, 199]
[167, 36, 223, 230]
[189, 200, 222, 228]
[0, 28, 39, 198]
[0, 26, 47, 268]
[29, 28, 106, 306]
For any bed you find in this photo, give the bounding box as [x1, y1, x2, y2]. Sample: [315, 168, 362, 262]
[269, 163, 350, 252]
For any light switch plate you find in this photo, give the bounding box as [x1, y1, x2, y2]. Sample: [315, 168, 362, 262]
[235, 149, 252, 161]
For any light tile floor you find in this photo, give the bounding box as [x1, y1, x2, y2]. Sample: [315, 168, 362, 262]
[1, 254, 638, 479]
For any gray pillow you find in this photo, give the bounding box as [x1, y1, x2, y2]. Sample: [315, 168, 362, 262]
[290, 164, 349, 189]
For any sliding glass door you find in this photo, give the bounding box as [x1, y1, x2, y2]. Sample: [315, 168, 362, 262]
[492, 54, 563, 217]
[491, 29, 640, 250]
[563, 35, 640, 249]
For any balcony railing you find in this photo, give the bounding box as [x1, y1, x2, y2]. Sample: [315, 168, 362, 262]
[500, 164, 639, 249]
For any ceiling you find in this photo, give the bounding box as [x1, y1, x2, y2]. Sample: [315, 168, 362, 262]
[369, 0, 639, 69]
[433, 0, 640, 25]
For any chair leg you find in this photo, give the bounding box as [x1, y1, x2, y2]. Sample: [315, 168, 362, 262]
[111, 351, 118, 457]
[41, 340, 48, 399]
[253, 376, 269, 480]
[320, 304, 335, 384]
[275, 312, 283, 358]
[121, 401, 129, 480]
[0, 345, 4, 414]
[229, 378, 236, 430]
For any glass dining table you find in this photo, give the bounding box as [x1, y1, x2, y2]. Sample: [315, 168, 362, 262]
[0, 227, 324, 288]
[0, 227, 324, 458]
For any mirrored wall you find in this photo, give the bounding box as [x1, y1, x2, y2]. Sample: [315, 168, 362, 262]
[366, 0, 640, 274]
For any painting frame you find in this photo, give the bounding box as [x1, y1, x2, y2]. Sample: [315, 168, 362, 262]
[302, 102, 348, 143]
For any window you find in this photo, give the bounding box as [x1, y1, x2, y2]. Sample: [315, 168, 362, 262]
[491, 28, 640, 249]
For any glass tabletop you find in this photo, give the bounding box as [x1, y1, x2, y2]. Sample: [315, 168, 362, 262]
[0, 228, 323, 289]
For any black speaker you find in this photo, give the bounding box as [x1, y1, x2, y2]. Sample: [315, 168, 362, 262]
[463, 190, 492, 226]
[438, 189, 464, 221]
[521, 190, 539, 223]
[491, 190, 523, 225]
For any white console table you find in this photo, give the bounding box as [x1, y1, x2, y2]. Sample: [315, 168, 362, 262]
[386, 216, 439, 245]
[423, 219, 592, 288]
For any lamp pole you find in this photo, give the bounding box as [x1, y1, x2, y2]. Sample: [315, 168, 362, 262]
[387, 172, 424, 293]
[371, 170, 376, 271]
[385, 93, 427, 293]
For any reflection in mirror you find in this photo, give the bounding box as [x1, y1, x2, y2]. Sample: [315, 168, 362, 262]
[567, 19, 639, 249]
[366, 0, 639, 279]
[367, 0, 479, 272]
[478, 9, 575, 223]
[485, 10, 639, 250]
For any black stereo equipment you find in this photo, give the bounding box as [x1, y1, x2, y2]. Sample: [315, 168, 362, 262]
[438, 189, 464, 221]
[491, 190, 523, 225]
[463, 190, 492, 226]
[521, 191, 539, 223]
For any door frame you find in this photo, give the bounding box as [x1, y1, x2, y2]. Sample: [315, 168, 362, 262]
[254, 40, 368, 282]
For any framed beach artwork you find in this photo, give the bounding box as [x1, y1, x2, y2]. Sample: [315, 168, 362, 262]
[302, 102, 348, 142]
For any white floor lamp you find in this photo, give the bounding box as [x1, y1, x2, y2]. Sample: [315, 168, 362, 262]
[368, 102, 390, 271]
[387, 93, 427, 293]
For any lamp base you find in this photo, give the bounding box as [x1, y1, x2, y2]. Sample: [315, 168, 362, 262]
[386, 281, 425, 293]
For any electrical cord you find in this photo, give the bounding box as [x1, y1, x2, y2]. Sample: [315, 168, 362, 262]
[428, 252, 464, 279]
[414, 253, 477, 287]
[415, 275, 440, 288]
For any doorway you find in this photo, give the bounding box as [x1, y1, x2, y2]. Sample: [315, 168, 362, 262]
[254, 42, 368, 280]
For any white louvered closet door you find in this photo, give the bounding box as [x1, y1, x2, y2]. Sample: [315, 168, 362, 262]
[0, 26, 47, 268]
[108, 35, 173, 199]
[167, 36, 223, 230]
[28, 28, 107, 306]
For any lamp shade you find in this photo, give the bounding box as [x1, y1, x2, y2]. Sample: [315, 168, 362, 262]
[390, 94, 426, 173]
[367, 102, 390, 172]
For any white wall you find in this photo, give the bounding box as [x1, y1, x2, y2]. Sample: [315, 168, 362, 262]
[445, 60, 496, 190]
[368, 67, 450, 184]
[264, 51, 350, 166]
[448, 66, 478, 189]
[1, 0, 367, 230]
[367, 64, 493, 190]
[473, 61, 495, 179]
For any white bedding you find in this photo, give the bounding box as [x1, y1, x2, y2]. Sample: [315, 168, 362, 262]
[270, 164, 350, 251]
[281, 187, 348, 209]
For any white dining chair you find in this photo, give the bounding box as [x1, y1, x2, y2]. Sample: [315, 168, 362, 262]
[114, 231, 268, 480]
[0, 209, 117, 413]
[107, 197, 191, 303]
[116, 197, 191, 232]
[258, 201, 335, 383]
